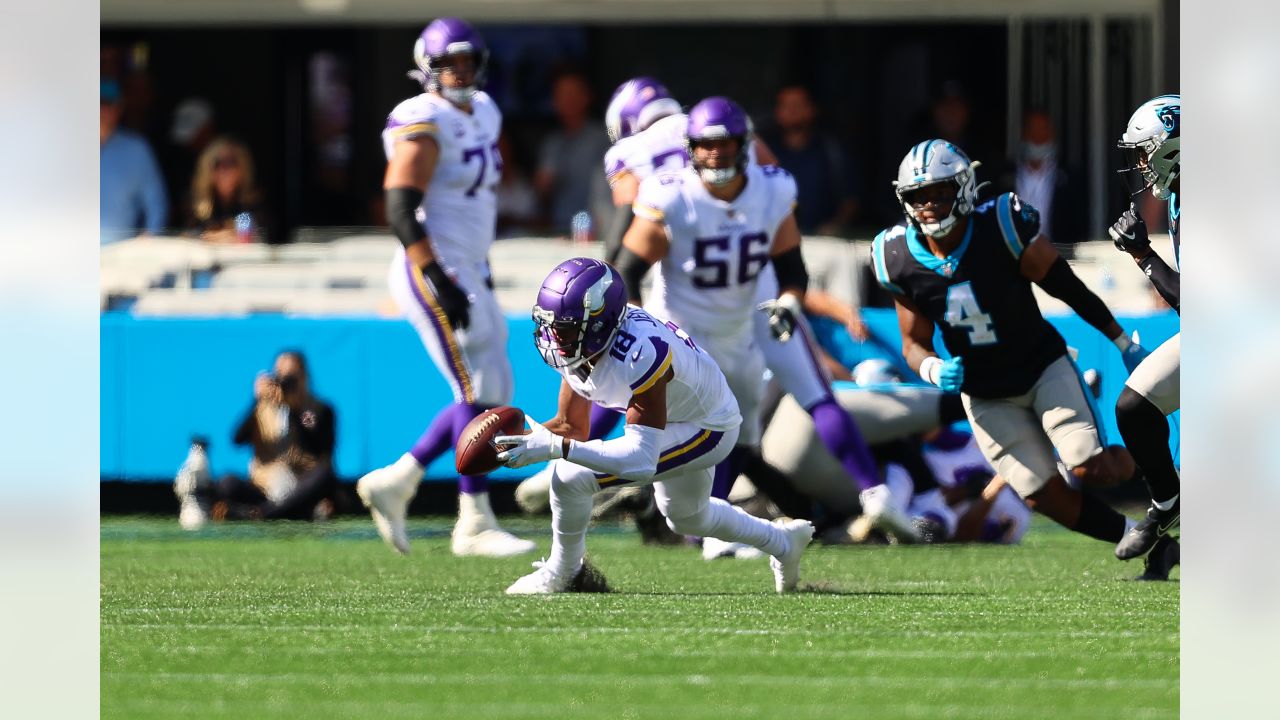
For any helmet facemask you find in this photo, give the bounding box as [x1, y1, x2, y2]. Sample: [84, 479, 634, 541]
[413, 41, 489, 107]
[1117, 135, 1179, 200]
[688, 135, 749, 186]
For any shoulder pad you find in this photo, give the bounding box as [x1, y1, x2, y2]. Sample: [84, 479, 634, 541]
[871, 225, 908, 295]
[633, 171, 685, 223]
[991, 192, 1041, 260]
[385, 94, 444, 140]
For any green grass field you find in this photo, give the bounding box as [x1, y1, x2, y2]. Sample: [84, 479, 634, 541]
[102, 515, 1177, 719]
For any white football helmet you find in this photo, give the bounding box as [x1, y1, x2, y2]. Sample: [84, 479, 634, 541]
[892, 140, 984, 238]
[1117, 94, 1180, 200]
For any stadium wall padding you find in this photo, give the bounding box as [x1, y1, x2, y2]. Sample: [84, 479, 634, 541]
[100, 310, 1179, 482]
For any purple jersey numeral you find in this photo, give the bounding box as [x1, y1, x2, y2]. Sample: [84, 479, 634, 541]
[651, 148, 687, 172]
[610, 329, 637, 361]
[463, 145, 487, 197]
[691, 232, 771, 289]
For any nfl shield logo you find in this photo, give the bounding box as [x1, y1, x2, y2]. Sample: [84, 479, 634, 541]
[941, 262, 954, 277]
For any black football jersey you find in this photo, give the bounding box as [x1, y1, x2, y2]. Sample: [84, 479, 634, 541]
[872, 192, 1067, 398]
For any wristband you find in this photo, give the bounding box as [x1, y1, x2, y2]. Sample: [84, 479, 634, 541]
[919, 356, 943, 387]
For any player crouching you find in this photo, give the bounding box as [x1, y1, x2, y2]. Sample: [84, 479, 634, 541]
[496, 258, 814, 594]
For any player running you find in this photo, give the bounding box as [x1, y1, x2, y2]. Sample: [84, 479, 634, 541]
[1108, 94, 1181, 567]
[355, 17, 534, 558]
[496, 258, 815, 594]
[612, 96, 916, 552]
[870, 139, 1169, 569]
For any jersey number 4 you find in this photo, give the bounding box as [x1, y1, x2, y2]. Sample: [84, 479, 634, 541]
[692, 232, 769, 289]
[944, 282, 997, 345]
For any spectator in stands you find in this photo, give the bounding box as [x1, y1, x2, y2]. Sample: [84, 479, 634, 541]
[760, 85, 863, 236]
[184, 136, 270, 243]
[534, 68, 612, 238]
[929, 81, 974, 154]
[174, 350, 339, 528]
[100, 78, 168, 244]
[164, 97, 217, 223]
[997, 109, 1085, 248]
[495, 130, 541, 237]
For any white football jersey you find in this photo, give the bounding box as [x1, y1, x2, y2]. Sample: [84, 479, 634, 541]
[382, 91, 502, 271]
[556, 306, 740, 432]
[634, 164, 798, 342]
[923, 433, 1031, 543]
[603, 113, 760, 188]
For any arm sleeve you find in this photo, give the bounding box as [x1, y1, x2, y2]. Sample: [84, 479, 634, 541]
[1035, 256, 1118, 334]
[566, 423, 663, 482]
[385, 187, 427, 249]
[1138, 252, 1181, 314]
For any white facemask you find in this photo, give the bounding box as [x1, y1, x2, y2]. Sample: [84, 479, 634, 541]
[698, 166, 738, 186]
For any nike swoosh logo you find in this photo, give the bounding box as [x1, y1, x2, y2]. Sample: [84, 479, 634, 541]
[1157, 513, 1180, 534]
[631, 350, 642, 362]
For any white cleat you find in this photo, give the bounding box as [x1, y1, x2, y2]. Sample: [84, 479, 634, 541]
[858, 484, 920, 544]
[451, 526, 537, 557]
[514, 464, 555, 514]
[357, 458, 420, 555]
[505, 559, 578, 595]
[770, 518, 815, 594]
[174, 443, 211, 531]
[702, 536, 766, 560]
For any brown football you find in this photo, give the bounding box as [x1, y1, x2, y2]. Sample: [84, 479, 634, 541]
[455, 406, 527, 476]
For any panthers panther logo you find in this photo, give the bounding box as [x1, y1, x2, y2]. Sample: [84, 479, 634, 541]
[1157, 105, 1180, 135]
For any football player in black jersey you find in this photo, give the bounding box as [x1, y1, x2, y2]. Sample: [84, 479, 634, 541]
[1108, 95, 1181, 573]
[871, 139, 1153, 559]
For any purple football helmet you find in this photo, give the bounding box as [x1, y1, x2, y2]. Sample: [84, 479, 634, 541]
[411, 17, 489, 105]
[533, 258, 628, 370]
[605, 77, 682, 144]
[685, 96, 753, 186]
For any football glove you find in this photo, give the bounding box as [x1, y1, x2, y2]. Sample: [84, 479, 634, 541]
[922, 356, 964, 393]
[757, 293, 803, 343]
[1108, 203, 1151, 255]
[422, 261, 471, 330]
[496, 416, 564, 469]
[1114, 333, 1151, 374]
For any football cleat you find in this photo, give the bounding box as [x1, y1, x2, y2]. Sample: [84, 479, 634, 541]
[769, 518, 815, 594]
[911, 515, 948, 544]
[451, 527, 536, 558]
[173, 442, 211, 531]
[505, 559, 610, 595]
[1134, 535, 1180, 581]
[702, 537, 766, 560]
[1116, 499, 1180, 561]
[858, 484, 921, 544]
[356, 455, 421, 555]
[514, 464, 554, 514]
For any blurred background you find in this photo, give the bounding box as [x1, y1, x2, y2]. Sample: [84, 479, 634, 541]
[99, 0, 1180, 503]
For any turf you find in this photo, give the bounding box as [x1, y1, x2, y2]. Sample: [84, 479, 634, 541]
[101, 515, 1178, 719]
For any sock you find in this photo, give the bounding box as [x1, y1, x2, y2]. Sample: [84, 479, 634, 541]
[1071, 493, 1127, 543]
[711, 446, 748, 501]
[588, 405, 624, 440]
[1153, 494, 1178, 512]
[808, 397, 881, 492]
[1115, 388, 1180, 506]
[692, 498, 789, 558]
[409, 404, 459, 467]
[740, 449, 813, 519]
[450, 402, 487, 494]
[548, 469, 596, 574]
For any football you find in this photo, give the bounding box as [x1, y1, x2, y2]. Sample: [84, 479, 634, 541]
[455, 405, 527, 475]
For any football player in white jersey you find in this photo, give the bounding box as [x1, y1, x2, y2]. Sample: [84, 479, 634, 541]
[613, 96, 918, 552]
[495, 258, 814, 594]
[1108, 94, 1181, 573]
[355, 17, 534, 559]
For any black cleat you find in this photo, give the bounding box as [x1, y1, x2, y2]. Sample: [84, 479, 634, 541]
[1134, 535, 1180, 581]
[1116, 499, 1180, 560]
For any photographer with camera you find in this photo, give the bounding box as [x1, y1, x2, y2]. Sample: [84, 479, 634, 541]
[174, 350, 339, 527]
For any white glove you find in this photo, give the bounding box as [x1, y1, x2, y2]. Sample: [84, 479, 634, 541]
[756, 293, 803, 343]
[495, 415, 564, 469]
